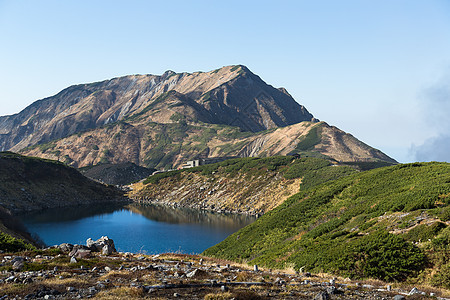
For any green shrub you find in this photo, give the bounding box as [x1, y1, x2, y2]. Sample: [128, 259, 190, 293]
[333, 231, 425, 281]
[295, 125, 322, 151]
[403, 222, 447, 243]
[0, 232, 36, 252]
[431, 263, 450, 289]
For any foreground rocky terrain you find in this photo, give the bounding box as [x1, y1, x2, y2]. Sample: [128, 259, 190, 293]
[1, 243, 448, 300]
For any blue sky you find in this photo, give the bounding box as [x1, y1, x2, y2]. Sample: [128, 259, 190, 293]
[1, 0, 450, 163]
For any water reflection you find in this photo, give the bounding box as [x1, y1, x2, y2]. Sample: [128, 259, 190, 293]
[19, 203, 128, 223]
[127, 204, 254, 230]
[19, 203, 255, 254]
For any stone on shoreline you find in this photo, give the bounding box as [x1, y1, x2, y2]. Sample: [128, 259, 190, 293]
[85, 236, 116, 254]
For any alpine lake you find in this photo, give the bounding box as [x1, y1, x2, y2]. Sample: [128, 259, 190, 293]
[18, 203, 256, 254]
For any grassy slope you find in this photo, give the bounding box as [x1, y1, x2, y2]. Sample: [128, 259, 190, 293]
[130, 156, 358, 214]
[203, 162, 450, 287]
[143, 156, 357, 186]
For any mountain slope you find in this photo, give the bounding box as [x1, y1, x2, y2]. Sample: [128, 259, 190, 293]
[203, 162, 450, 287]
[1, 65, 395, 168]
[0, 152, 124, 213]
[79, 162, 155, 185]
[19, 120, 396, 169]
[0, 65, 314, 152]
[128, 156, 358, 215]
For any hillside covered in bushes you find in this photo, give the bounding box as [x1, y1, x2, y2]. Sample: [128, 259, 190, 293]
[129, 156, 363, 214]
[203, 162, 450, 288]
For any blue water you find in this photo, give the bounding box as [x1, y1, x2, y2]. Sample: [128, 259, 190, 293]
[19, 204, 255, 254]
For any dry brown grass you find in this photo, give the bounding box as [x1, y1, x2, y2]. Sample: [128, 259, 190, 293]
[41, 277, 90, 288]
[94, 287, 145, 299]
[204, 292, 234, 300]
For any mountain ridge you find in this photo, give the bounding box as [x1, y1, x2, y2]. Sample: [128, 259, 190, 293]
[0, 65, 314, 152]
[1, 65, 396, 168]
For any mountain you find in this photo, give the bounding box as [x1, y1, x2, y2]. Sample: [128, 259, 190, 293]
[19, 120, 396, 170]
[0, 152, 124, 213]
[203, 161, 450, 288]
[0, 65, 313, 152]
[0, 65, 396, 168]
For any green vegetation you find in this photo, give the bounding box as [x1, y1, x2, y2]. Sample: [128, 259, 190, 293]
[202, 91, 211, 101]
[203, 162, 450, 285]
[0, 232, 36, 252]
[143, 156, 357, 190]
[38, 142, 56, 153]
[295, 124, 322, 151]
[170, 112, 186, 123]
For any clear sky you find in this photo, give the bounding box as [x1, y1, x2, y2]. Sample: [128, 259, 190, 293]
[1, 0, 449, 163]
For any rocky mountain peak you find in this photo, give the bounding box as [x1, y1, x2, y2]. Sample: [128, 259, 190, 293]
[0, 65, 314, 152]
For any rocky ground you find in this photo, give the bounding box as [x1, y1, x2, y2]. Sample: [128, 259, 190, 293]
[0, 242, 448, 300]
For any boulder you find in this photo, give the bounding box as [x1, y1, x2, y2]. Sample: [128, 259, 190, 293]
[85, 236, 116, 253]
[69, 245, 89, 257]
[69, 245, 91, 258]
[314, 291, 330, 300]
[58, 243, 74, 253]
[12, 260, 24, 271]
[75, 249, 91, 259]
[86, 238, 96, 251]
[102, 244, 114, 256]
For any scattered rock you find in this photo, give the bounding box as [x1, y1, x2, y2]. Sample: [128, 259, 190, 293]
[186, 269, 198, 278]
[58, 243, 74, 252]
[314, 291, 330, 300]
[102, 244, 114, 255]
[326, 286, 338, 295]
[86, 236, 116, 253]
[70, 257, 77, 264]
[12, 260, 24, 271]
